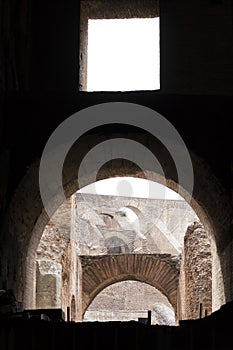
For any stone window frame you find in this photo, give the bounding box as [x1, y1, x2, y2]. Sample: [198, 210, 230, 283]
[79, 0, 160, 91]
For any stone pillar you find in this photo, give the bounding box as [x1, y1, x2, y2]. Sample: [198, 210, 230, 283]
[179, 221, 212, 320]
[36, 260, 62, 309]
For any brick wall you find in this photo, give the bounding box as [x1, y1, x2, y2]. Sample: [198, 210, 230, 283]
[84, 280, 176, 325]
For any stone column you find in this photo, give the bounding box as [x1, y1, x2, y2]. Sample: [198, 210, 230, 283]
[36, 260, 62, 309]
[182, 221, 212, 319]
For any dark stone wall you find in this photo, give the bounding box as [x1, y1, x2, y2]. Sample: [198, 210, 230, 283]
[0, 0, 232, 205]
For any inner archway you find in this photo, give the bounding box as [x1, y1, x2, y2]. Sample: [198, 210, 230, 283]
[84, 280, 176, 325]
[26, 164, 224, 317]
[34, 176, 212, 322]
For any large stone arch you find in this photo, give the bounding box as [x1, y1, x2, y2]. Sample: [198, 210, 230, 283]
[0, 131, 231, 311]
[79, 254, 180, 320]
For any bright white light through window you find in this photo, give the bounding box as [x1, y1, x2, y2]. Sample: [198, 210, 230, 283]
[87, 18, 160, 92]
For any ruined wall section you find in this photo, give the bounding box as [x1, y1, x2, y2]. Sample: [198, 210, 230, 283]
[36, 200, 73, 315]
[36, 223, 69, 263]
[178, 221, 212, 320]
[74, 193, 197, 256]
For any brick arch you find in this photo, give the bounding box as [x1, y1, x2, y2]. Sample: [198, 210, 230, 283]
[79, 254, 180, 317]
